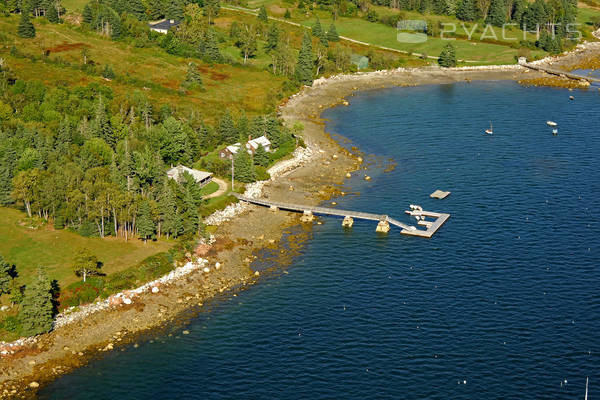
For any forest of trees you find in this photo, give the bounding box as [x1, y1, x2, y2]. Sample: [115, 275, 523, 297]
[0, 67, 295, 241]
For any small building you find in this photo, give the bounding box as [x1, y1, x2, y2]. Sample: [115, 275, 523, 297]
[167, 165, 212, 187]
[149, 19, 181, 34]
[219, 143, 241, 160]
[245, 136, 272, 155]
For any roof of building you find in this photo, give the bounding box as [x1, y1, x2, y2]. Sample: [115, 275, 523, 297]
[167, 165, 212, 183]
[246, 136, 271, 150]
[149, 19, 181, 31]
[225, 143, 241, 154]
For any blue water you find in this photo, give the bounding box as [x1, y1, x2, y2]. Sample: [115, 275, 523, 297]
[40, 82, 600, 399]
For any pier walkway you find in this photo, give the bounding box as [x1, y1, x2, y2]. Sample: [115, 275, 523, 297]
[522, 63, 600, 84]
[234, 194, 450, 238]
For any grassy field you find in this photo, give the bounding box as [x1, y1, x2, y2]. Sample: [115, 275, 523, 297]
[0, 207, 172, 293]
[200, 181, 220, 196]
[0, 15, 288, 122]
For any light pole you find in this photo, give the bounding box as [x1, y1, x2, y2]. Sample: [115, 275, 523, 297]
[231, 155, 234, 192]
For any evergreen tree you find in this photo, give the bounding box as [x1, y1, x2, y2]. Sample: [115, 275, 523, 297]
[486, 0, 506, 26]
[91, 97, 115, 147]
[258, 4, 268, 21]
[327, 23, 340, 41]
[312, 17, 323, 38]
[234, 148, 256, 183]
[19, 267, 54, 336]
[18, 11, 36, 38]
[158, 181, 179, 238]
[166, 0, 184, 20]
[127, 0, 146, 20]
[284, 9, 291, 18]
[82, 3, 93, 23]
[46, 3, 59, 23]
[0, 148, 16, 205]
[102, 64, 116, 79]
[254, 144, 269, 167]
[318, 28, 328, 47]
[203, 0, 220, 24]
[181, 190, 199, 235]
[72, 247, 102, 282]
[183, 62, 203, 89]
[295, 32, 314, 86]
[137, 200, 154, 243]
[0, 255, 13, 296]
[265, 24, 279, 52]
[201, 29, 222, 63]
[456, 0, 477, 21]
[438, 42, 457, 67]
[218, 112, 237, 144]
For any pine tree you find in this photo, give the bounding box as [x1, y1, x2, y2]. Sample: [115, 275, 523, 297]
[183, 62, 203, 89]
[137, 201, 154, 243]
[295, 32, 314, 86]
[18, 12, 36, 38]
[265, 24, 279, 52]
[486, 0, 506, 26]
[456, 0, 477, 21]
[0, 148, 16, 206]
[234, 148, 256, 183]
[284, 9, 291, 18]
[46, 4, 59, 23]
[202, 29, 222, 63]
[127, 0, 146, 20]
[327, 23, 339, 41]
[102, 64, 115, 79]
[218, 112, 237, 144]
[181, 190, 199, 235]
[91, 97, 115, 147]
[0, 255, 13, 296]
[166, 0, 184, 20]
[254, 144, 269, 167]
[82, 3, 93, 23]
[258, 4, 268, 22]
[318, 28, 328, 47]
[438, 42, 457, 67]
[312, 17, 323, 38]
[72, 248, 102, 283]
[19, 267, 54, 336]
[158, 182, 178, 238]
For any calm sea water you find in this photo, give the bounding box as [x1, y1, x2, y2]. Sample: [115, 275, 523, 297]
[40, 82, 599, 399]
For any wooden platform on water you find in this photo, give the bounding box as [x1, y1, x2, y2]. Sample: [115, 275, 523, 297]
[234, 194, 450, 238]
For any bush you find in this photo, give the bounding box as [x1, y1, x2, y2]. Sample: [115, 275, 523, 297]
[2, 315, 21, 333]
[78, 220, 98, 237]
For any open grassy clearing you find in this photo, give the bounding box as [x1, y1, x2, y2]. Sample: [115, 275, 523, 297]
[0, 15, 288, 121]
[0, 207, 172, 293]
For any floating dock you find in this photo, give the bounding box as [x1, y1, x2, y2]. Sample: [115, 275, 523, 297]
[522, 63, 600, 84]
[430, 189, 451, 199]
[234, 194, 450, 238]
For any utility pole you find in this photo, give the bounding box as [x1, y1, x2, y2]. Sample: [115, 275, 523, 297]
[231, 155, 235, 192]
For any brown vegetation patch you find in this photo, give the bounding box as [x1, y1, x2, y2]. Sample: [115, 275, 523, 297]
[198, 65, 230, 81]
[45, 42, 88, 54]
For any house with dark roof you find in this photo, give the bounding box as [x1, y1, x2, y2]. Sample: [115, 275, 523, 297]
[149, 19, 181, 34]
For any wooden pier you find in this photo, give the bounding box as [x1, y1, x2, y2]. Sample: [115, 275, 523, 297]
[522, 63, 600, 84]
[234, 194, 450, 238]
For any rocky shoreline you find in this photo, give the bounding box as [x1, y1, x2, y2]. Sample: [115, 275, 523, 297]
[1, 44, 598, 397]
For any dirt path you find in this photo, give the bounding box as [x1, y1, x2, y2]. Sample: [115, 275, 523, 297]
[203, 177, 228, 199]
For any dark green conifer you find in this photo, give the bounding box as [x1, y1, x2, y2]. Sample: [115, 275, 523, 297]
[265, 24, 279, 52]
[18, 12, 36, 38]
[82, 3, 93, 23]
[234, 148, 256, 183]
[46, 4, 59, 23]
[438, 42, 457, 67]
[456, 0, 477, 21]
[295, 32, 314, 86]
[254, 144, 269, 167]
[327, 23, 339, 41]
[19, 267, 54, 336]
[258, 4, 268, 21]
[486, 0, 506, 27]
[137, 201, 155, 243]
[218, 112, 237, 144]
[312, 16, 322, 37]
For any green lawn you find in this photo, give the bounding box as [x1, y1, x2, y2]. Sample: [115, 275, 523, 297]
[61, 0, 88, 13]
[0, 207, 172, 291]
[200, 180, 220, 196]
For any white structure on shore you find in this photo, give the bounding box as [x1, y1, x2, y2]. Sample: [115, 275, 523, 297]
[220, 136, 272, 159]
